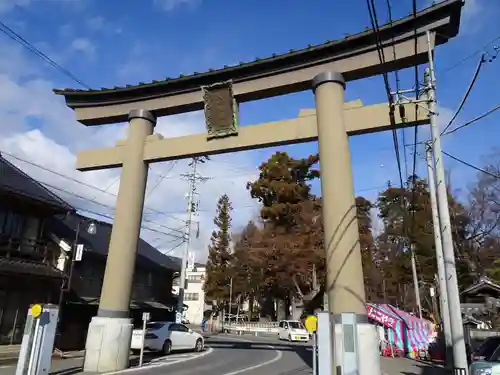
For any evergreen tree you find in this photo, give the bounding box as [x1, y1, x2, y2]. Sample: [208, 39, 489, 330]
[245, 151, 322, 303]
[204, 194, 233, 310]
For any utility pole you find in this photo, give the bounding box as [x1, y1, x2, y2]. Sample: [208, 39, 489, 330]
[424, 30, 468, 373]
[177, 157, 209, 317]
[228, 277, 233, 324]
[410, 243, 423, 319]
[426, 142, 453, 366]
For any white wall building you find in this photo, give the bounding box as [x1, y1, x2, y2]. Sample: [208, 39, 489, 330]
[172, 262, 208, 325]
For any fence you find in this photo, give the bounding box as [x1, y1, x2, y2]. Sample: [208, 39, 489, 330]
[204, 321, 279, 335]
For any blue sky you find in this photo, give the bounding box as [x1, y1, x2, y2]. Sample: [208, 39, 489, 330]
[0, 0, 498, 258]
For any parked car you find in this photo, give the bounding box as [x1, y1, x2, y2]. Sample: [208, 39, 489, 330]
[130, 321, 204, 355]
[278, 320, 309, 342]
[472, 337, 500, 362]
[470, 337, 500, 375]
[470, 344, 500, 375]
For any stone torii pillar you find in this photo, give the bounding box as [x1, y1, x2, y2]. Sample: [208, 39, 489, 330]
[84, 109, 155, 373]
[313, 72, 380, 374]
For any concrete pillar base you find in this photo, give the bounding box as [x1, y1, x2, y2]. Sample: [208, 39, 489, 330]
[83, 316, 133, 373]
[357, 323, 381, 375]
[333, 322, 381, 375]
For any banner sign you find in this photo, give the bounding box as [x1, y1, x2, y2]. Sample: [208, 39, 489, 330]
[367, 305, 398, 329]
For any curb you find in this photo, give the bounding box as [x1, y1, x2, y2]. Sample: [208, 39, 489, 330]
[0, 357, 17, 367]
[0, 353, 86, 367]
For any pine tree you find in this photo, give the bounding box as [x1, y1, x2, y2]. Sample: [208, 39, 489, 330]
[204, 194, 233, 310]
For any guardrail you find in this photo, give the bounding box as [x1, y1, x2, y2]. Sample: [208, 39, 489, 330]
[223, 322, 280, 335]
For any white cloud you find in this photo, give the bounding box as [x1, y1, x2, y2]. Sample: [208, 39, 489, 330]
[85, 16, 122, 35]
[0, 37, 260, 262]
[428, 0, 484, 34]
[153, 0, 200, 12]
[70, 38, 96, 58]
[0, 0, 30, 13]
[0, 0, 87, 13]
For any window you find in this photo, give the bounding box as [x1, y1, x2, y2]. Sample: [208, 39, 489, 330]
[187, 275, 203, 282]
[475, 337, 500, 360]
[185, 293, 199, 301]
[0, 210, 25, 238]
[288, 321, 305, 330]
[147, 322, 165, 330]
[168, 323, 188, 332]
[177, 324, 189, 332]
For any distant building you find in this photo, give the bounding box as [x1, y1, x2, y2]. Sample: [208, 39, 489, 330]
[172, 262, 210, 324]
[0, 153, 181, 349]
[460, 277, 500, 329]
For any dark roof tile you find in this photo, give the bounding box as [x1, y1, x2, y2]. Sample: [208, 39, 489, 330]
[0, 258, 64, 278]
[47, 213, 181, 272]
[0, 154, 74, 212]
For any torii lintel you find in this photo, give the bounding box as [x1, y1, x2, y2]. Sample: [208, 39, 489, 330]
[76, 100, 427, 172]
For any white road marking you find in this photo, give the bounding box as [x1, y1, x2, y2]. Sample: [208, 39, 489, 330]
[104, 347, 214, 375]
[150, 353, 191, 363]
[220, 347, 282, 375]
[212, 335, 284, 375]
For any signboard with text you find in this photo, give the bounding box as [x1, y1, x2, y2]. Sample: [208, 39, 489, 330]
[367, 305, 398, 329]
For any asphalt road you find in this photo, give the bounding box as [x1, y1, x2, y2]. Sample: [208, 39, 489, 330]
[131, 335, 313, 375]
[0, 335, 450, 375]
[0, 335, 313, 375]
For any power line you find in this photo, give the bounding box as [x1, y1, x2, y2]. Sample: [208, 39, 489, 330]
[442, 102, 500, 136]
[35, 177, 185, 237]
[75, 206, 184, 240]
[0, 19, 91, 89]
[365, 0, 404, 190]
[441, 34, 500, 74]
[0, 149, 186, 224]
[442, 150, 500, 180]
[145, 161, 177, 201]
[440, 53, 486, 135]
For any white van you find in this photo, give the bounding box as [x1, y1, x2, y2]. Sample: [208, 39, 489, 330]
[278, 320, 309, 342]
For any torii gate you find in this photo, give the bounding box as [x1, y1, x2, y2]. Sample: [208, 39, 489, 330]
[53, 1, 462, 373]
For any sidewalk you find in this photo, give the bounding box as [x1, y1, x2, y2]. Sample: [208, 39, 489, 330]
[0, 346, 21, 367]
[381, 357, 451, 375]
[0, 346, 84, 367]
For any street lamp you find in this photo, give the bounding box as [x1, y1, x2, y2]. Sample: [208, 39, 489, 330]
[55, 217, 97, 348]
[66, 218, 97, 289]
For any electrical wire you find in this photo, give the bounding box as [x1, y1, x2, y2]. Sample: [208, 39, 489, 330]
[442, 150, 500, 180]
[407, 0, 419, 250]
[145, 161, 178, 201]
[161, 240, 186, 256]
[440, 54, 486, 135]
[0, 19, 91, 89]
[0, 149, 185, 223]
[74, 206, 185, 239]
[442, 102, 500, 136]
[33, 177, 185, 237]
[385, 0, 409, 180]
[365, 0, 404, 190]
[441, 34, 500, 74]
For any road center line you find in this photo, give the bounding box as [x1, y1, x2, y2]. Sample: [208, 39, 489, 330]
[211, 335, 284, 375]
[219, 347, 282, 375]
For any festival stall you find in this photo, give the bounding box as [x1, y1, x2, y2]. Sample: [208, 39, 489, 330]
[367, 303, 435, 358]
[378, 304, 435, 359]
